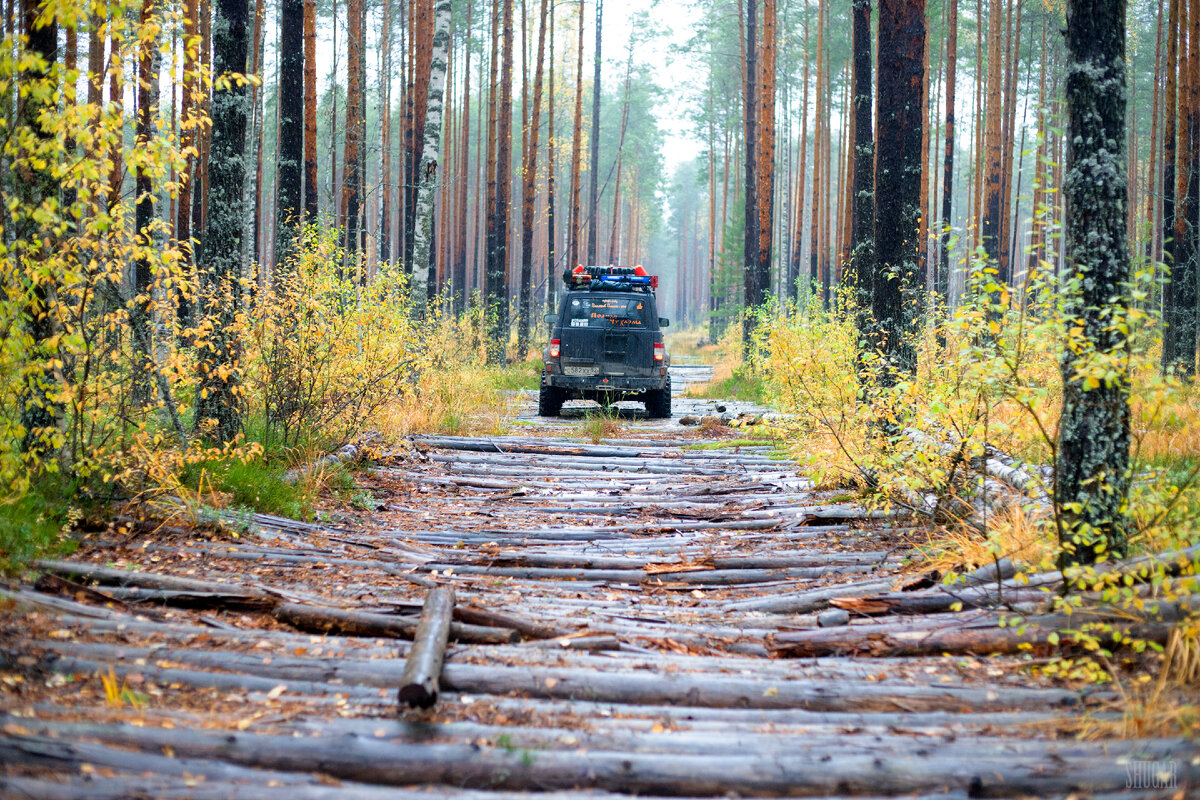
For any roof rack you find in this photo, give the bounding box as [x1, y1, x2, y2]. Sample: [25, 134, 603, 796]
[563, 264, 659, 293]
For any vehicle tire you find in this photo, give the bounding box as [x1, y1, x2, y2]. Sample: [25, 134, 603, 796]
[645, 377, 672, 419]
[538, 378, 564, 417]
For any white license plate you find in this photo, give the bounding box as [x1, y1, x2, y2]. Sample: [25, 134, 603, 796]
[564, 365, 599, 377]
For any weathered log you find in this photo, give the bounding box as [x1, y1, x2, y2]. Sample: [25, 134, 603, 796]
[453, 602, 571, 639]
[271, 602, 517, 644]
[33, 573, 131, 610]
[769, 615, 1180, 658]
[724, 578, 897, 614]
[398, 586, 455, 708]
[5, 716, 1193, 797]
[35, 558, 274, 601]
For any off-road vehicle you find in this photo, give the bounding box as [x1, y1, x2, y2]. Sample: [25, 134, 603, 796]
[539, 265, 671, 418]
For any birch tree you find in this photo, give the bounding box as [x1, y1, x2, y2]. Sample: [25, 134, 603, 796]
[412, 0, 454, 308]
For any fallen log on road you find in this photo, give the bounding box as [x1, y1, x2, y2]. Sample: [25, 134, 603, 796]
[398, 586, 455, 708]
[272, 602, 517, 644]
[768, 614, 1180, 658]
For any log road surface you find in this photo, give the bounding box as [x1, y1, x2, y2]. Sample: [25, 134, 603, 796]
[1, 388, 1196, 798]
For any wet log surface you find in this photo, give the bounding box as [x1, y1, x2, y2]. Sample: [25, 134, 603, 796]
[2, 391, 1197, 798]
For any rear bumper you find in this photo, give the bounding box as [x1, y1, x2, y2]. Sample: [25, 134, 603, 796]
[546, 372, 667, 392]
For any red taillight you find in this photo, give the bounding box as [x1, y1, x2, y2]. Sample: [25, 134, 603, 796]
[653, 342, 665, 361]
[550, 339, 561, 358]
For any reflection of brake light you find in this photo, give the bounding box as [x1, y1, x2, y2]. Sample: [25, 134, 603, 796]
[653, 342, 665, 361]
[550, 339, 560, 358]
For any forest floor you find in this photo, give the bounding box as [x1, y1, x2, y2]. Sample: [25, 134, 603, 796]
[1, 370, 1196, 798]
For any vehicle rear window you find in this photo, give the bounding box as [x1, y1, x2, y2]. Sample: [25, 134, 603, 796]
[566, 296, 648, 328]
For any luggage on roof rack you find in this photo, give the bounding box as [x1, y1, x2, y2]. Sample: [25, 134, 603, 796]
[562, 264, 659, 292]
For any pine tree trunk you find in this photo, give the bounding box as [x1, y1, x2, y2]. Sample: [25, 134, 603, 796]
[873, 0, 925, 378]
[17, 3, 61, 458]
[741, 0, 758, 349]
[849, 0, 875, 329]
[981, 0, 1004, 276]
[411, 0, 453, 308]
[1056, 0, 1132, 565]
[545, 4, 558, 312]
[787, 4, 810, 302]
[754, 0, 776, 318]
[567, 0, 584, 270]
[177, 0, 198, 256]
[194, 0, 251, 444]
[1166, 0, 1200, 375]
[276, 0, 304, 266]
[133, 0, 156, 407]
[585, 0, 602, 264]
[517, 0, 548, 356]
[303, 0, 318, 218]
[937, 0, 955, 305]
[380, 0, 393, 266]
[808, 0, 824, 302]
[1147, 0, 1165, 266]
[342, 0, 364, 276]
[1161, 0, 1180, 366]
[453, 0, 473, 314]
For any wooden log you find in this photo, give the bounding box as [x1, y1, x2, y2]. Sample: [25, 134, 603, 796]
[454, 602, 571, 639]
[724, 578, 897, 614]
[768, 616, 1179, 658]
[35, 558, 275, 601]
[5, 716, 1194, 797]
[271, 602, 517, 644]
[398, 586, 455, 708]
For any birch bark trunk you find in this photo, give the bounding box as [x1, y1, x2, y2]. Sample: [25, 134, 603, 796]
[411, 0, 454, 309]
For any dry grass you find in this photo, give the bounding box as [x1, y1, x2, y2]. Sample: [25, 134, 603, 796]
[374, 366, 511, 438]
[917, 503, 1059, 576]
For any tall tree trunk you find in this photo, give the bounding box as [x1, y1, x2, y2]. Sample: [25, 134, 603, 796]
[485, 0, 513, 362]
[484, 0, 500, 309]
[545, 4, 558, 312]
[177, 0, 198, 257]
[850, 0, 875, 330]
[567, 0, 584, 270]
[405, 0, 434, 270]
[343, 0, 364, 277]
[194, 0, 251, 443]
[754, 0, 776, 319]
[1147, 0, 1165, 266]
[412, 0, 453, 307]
[1057, 0, 1132, 565]
[937, 0, 955, 306]
[379, 0, 393, 265]
[1161, 0, 1180, 366]
[517, 0, 548, 356]
[1027, 16, 1048, 284]
[585, 0, 602, 264]
[453, 0, 473, 314]
[808, 0, 824, 303]
[1165, 0, 1198, 374]
[277, 0, 304, 266]
[873, 0, 925, 378]
[133, 0, 157, 406]
[787, 3, 810, 302]
[980, 0, 1004, 278]
[742, 0, 759, 348]
[303, 0, 318, 218]
[17, 1, 61, 458]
